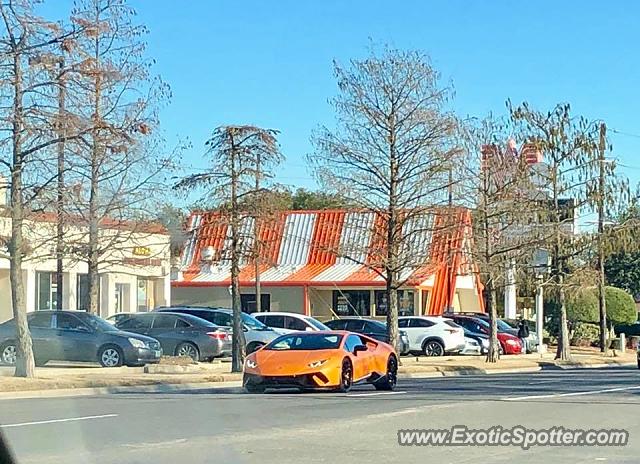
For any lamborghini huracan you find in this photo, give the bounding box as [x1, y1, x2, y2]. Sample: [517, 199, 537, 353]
[242, 330, 398, 393]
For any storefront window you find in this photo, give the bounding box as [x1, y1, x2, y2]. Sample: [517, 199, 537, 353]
[137, 278, 149, 311]
[240, 294, 271, 313]
[36, 272, 57, 310]
[374, 290, 415, 316]
[332, 290, 370, 317]
[77, 274, 99, 312]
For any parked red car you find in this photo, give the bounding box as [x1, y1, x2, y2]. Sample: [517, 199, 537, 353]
[447, 315, 523, 355]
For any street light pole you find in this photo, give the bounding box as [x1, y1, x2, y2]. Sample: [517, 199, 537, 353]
[597, 123, 608, 354]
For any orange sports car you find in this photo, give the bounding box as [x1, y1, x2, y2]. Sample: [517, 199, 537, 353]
[242, 330, 398, 393]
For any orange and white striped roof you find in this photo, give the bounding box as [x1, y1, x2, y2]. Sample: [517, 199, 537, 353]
[175, 208, 471, 288]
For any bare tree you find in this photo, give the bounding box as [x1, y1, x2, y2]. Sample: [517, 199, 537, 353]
[458, 117, 542, 362]
[0, 0, 79, 376]
[310, 46, 457, 351]
[510, 102, 606, 361]
[175, 125, 280, 372]
[65, 0, 171, 314]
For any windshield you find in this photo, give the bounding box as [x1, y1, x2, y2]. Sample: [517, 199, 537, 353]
[304, 317, 330, 331]
[81, 314, 118, 332]
[241, 313, 270, 330]
[265, 333, 343, 351]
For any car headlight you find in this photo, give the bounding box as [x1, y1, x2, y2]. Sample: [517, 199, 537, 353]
[308, 359, 327, 368]
[128, 338, 146, 349]
[245, 359, 257, 369]
[481, 338, 489, 347]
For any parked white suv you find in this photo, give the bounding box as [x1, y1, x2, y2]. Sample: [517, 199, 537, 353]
[253, 312, 329, 334]
[398, 316, 466, 356]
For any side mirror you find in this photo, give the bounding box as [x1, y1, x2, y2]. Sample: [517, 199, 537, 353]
[242, 326, 248, 332]
[353, 344, 367, 355]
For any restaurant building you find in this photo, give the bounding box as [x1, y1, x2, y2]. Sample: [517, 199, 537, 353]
[172, 208, 484, 319]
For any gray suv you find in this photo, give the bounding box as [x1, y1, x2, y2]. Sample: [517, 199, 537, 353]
[156, 307, 280, 353]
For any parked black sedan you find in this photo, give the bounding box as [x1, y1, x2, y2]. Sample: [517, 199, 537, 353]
[324, 317, 410, 355]
[114, 312, 231, 362]
[0, 311, 162, 367]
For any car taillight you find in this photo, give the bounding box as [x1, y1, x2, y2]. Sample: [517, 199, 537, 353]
[207, 332, 228, 340]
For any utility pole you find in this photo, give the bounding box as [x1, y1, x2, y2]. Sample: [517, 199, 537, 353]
[597, 122, 608, 354]
[55, 53, 66, 311]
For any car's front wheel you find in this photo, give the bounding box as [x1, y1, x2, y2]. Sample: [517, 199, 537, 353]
[375, 356, 398, 391]
[99, 345, 123, 368]
[423, 340, 445, 357]
[337, 359, 353, 392]
[0, 342, 16, 366]
[244, 382, 265, 393]
[175, 342, 200, 362]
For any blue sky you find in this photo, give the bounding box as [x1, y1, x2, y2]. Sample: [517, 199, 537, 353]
[45, 0, 640, 191]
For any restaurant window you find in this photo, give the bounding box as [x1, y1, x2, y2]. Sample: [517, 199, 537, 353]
[137, 278, 150, 312]
[374, 290, 415, 316]
[240, 294, 271, 313]
[76, 274, 93, 312]
[332, 290, 370, 317]
[36, 272, 57, 311]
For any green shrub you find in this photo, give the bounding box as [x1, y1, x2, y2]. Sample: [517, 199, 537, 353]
[570, 322, 600, 346]
[605, 287, 637, 327]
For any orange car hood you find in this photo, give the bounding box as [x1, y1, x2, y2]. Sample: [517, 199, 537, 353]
[254, 349, 338, 374]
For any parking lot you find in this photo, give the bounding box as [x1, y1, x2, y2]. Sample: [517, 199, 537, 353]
[1, 366, 639, 463]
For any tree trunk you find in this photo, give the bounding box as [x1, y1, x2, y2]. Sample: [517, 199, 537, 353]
[55, 57, 66, 311]
[386, 279, 399, 352]
[486, 279, 500, 363]
[9, 53, 35, 377]
[555, 273, 571, 360]
[230, 135, 245, 372]
[87, 157, 99, 315]
[254, 253, 261, 314]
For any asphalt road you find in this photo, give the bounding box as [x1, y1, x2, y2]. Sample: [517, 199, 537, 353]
[1, 366, 639, 464]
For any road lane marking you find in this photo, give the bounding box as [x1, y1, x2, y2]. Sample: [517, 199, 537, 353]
[1, 414, 118, 428]
[347, 391, 407, 397]
[503, 385, 640, 401]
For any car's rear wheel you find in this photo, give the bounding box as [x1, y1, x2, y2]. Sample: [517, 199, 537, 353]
[423, 340, 444, 357]
[246, 342, 264, 354]
[1, 342, 16, 366]
[175, 342, 199, 362]
[375, 356, 398, 391]
[99, 345, 123, 367]
[337, 359, 353, 392]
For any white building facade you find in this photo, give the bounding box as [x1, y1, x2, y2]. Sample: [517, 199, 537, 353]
[0, 214, 171, 322]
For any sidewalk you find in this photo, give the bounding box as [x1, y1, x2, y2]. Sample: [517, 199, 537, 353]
[0, 349, 635, 398]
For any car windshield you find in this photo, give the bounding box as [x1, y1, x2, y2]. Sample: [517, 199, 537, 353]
[79, 314, 117, 332]
[241, 313, 270, 330]
[265, 333, 342, 351]
[304, 317, 330, 331]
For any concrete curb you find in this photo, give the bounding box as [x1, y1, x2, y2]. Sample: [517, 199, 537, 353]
[0, 362, 634, 401]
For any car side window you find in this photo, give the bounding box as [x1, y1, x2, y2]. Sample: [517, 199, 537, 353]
[343, 334, 362, 352]
[411, 319, 435, 328]
[175, 318, 191, 328]
[117, 315, 152, 330]
[345, 320, 365, 332]
[264, 315, 285, 329]
[56, 314, 88, 331]
[153, 315, 177, 329]
[398, 319, 409, 328]
[326, 320, 346, 330]
[363, 321, 384, 333]
[28, 313, 53, 329]
[212, 312, 232, 327]
[284, 316, 307, 331]
[192, 311, 215, 324]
